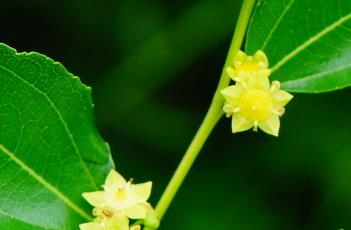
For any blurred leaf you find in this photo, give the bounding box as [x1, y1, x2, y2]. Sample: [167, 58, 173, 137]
[163, 163, 279, 230]
[246, 0, 351, 93]
[0, 43, 113, 229]
[115, 100, 196, 153]
[114, 0, 167, 54]
[95, 0, 242, 126]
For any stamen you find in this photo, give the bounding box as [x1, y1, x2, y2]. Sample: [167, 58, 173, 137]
[257, 62, 266, 67]
[126, 178, 134, 187]
[103, 209, 113, 218]
[272, 110, 279, 115]
[270, 81, 281, 92]
[253, 121, 258, 131]
[233, 107, 240, 113]
[234, 61, 242, 66]
[272, 108, 285, 116]
[234, 77, 247, 87]
[223, 104, 234, 117]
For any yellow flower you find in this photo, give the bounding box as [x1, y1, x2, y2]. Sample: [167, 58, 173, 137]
[79, 212, 129, 230]
[221, 50, 293, 136]
[83, 169, 152, 219]
[226, 50, 271, 84]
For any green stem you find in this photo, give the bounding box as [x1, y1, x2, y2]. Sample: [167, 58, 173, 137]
[154, 0, 257, 224]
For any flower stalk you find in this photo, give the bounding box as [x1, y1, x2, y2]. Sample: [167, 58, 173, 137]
[154, 0, 257, 224]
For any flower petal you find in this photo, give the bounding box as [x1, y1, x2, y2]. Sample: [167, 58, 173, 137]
[79, 222, 102, 230]
[226, 67, 237, 80]
[231, 114, 253, 133]
[258, 115, 280, 136]
[272, 90, 293, 108]
[109, 214, 129, 230]
[126, 203, 148, 219]
[105, 169, 127, 189]
[132, 181, 152, 202]
[246, 71, 270, 89]
[253, 50, 269, 68]
[220, 85, 243, 104]
[233, 50, 248, 68]
[82, 191, 105, 207]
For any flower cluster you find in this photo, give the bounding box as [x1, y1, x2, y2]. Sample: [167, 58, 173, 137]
[80, 169, 159, 230]
[221, 50, 293, 136]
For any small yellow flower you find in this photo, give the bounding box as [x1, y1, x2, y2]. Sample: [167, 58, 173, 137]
[83, 169, 152, 219]
[221, 50, 293, 136]
[79, 212, 129, 230]
[226, 50, 271, 84]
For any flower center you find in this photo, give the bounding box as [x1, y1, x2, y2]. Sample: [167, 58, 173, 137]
[115, 188, 127, 201]
[238, 89, 273, 121]
[239, 62, 260, 71]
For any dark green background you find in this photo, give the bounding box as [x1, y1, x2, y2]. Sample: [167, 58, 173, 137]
[2, 0, 351, 229]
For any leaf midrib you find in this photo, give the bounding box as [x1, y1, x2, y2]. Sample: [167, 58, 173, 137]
[0, 144, 91, 221]
[0, 63, 97, 190]
[260, 0, 295, 50]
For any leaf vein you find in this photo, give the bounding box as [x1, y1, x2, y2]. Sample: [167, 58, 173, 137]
[271, 11, 351, 73]
[0, 144, 92, 221]
[0, 64, 98, 189]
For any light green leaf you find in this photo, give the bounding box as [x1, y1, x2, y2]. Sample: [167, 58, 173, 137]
[245, 0, 351, 93]
[0, 43, 113, 229]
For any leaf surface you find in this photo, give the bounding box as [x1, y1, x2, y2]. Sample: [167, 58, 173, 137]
[0, 43, 113, 229]
[246, 0, 351, 93]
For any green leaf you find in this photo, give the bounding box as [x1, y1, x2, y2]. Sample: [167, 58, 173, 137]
[0, 43, 113, 229]
[245, 0, 351, 93]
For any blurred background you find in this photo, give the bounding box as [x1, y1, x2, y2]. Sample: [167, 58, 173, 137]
[2, 0, 351, 229]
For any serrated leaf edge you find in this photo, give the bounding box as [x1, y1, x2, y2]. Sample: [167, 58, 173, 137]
[0, 43, 100, 190]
